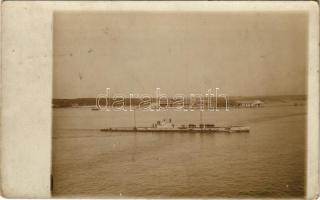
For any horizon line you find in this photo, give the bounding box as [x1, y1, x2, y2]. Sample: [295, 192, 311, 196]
[52, 94, 307, 100]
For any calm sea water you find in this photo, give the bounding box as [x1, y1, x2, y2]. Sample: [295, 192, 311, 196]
[52, 105, 306, 198]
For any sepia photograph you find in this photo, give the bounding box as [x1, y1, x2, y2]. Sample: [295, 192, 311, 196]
[0, 1, 318, 198]
[51, 9, 309, 198]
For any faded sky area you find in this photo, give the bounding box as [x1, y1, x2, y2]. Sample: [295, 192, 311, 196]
[53, 12, 308, 99]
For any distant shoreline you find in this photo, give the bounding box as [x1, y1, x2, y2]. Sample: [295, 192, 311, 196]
[52, 95, 306, 109]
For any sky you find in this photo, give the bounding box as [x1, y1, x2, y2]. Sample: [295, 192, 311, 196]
[53, 11, 308, 99]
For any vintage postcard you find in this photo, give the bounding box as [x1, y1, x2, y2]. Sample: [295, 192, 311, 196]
[1, 1, 319, 199]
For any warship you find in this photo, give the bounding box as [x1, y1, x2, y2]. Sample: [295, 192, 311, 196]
[101, 110, 250, 133]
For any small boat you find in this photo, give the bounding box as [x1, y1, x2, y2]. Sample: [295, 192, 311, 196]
[101, 118, 249, 133]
